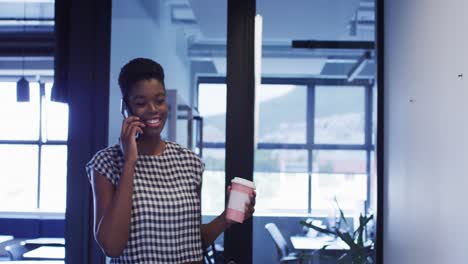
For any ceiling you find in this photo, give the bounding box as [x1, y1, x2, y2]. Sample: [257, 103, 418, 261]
[0, 0, 53, 30]
[183, 0, 376, 79]
[190, 0, 373, 41]
[0, 0, 376, 80]
[0, 0, 54, 79]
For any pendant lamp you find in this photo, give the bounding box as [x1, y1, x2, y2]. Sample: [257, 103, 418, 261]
[17, 76, 30, 102]
[17, 1, 30, 102]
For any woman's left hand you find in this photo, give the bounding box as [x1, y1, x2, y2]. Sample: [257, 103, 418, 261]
[223, 185, 257, 227]
[224, 185, 256, 223]
[244, 189, 256, 221]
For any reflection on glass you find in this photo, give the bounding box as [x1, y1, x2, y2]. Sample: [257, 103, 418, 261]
[199, 83, 227, 216]
[0, 82, 40, 140]
[311, 173, 367, 212]
[252, 0, 376, 261]
[314, 86, 365, 144]
[40, 145, 67, 212]
[255, 149, 307, 173]
[313, 150, 366, 174]
[255, 172, 308, 214]
[201, 148, 225, 215]
[198, 83, 227, 143]
[202, 171, 225, 215]
[0, 145, 38, 211]
[257, 84, 306, 143]
[372, 84, 377, 145]
[369, 150, 376, 211]
[45, 84, 69, 141]
[203, 148, 225, 171]
[254, 150, 308, 213]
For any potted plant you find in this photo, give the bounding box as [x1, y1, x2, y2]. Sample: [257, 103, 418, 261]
[299, 200, 374, 264]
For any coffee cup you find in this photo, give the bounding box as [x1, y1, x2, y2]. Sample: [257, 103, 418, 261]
[226, 177, 256, 223]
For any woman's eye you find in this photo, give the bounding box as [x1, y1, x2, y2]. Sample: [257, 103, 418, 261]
[156, 98, 165, 105]
[135, 102, 145, 106]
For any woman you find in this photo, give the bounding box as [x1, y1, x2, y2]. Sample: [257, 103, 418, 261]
[86, 58, 255, 263]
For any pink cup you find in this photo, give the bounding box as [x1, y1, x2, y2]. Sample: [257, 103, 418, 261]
[226, 177, 256, 223]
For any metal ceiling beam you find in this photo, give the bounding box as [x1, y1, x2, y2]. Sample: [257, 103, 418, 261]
[0, 18, 54, 21]
[0, 31, 54, 56]
[0, 18, 54, 26]
[347, 50, 371, 81]
[292, 40, 374, 50]
[189, 42, 371, 61]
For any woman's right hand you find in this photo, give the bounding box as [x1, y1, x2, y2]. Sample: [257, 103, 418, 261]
[119, 116, 145, 164]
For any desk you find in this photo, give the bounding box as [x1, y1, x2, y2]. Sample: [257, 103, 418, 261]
[24, 237, 65, 246]
[290, 236, 349, 251]
[0, 235, 14, 244]
[22, 246, 65, 260]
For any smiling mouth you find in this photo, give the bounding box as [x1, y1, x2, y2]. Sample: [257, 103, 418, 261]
[145, 118, 162, 128]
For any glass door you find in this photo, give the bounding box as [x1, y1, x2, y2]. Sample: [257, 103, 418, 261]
[254, 0, 377, 263]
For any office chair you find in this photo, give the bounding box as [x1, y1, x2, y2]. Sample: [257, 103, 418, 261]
[4, 241, 29, 260]
[204, 242, 216, 264]
[204, 242, 225, 264]
[265, 223, 301, 263]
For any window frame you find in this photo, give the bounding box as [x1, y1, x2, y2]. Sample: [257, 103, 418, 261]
[0, 81, 67, 218]
[197, 76, 375, 216]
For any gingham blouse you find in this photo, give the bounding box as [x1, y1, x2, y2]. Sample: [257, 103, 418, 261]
[86, 141, 204, 264]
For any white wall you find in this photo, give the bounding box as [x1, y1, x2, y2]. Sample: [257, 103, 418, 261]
[385, 0, 468, 263]
[108, 0, 192, 145]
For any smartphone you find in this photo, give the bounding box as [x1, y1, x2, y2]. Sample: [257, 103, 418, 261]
[120, 98, 140, 140]
[120, 98, 131, 118]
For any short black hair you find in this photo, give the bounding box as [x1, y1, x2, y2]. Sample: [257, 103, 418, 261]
[118, 58, 165, 99]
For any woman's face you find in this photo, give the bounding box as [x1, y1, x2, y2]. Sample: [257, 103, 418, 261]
[127, 78, 168, 138]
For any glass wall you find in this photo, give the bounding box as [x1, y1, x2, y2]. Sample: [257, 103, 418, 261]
[253, 0, 376, 262]
[109, 0, 378, 262]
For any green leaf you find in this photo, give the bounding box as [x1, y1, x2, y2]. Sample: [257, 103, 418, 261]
[354, 214, 373, 244]
[299, 209, 376, 264]
[334, 197, 349, 228]
[356, 214, 365, 247]
[338, 232, 358, 251]
[336, 252, 350, 264]
[299, 220, 335, 236]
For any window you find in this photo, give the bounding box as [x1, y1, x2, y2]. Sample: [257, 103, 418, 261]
[257, 84, 307, 144]
[199, 79, 374, 216]
[314, 86, 365, 145]
[201, 148, 226, 214]
[0, 82, 68, 214]
[311, 150, 367, 211]
[198, 83, 227, 215]
[255, 149, 309, 214]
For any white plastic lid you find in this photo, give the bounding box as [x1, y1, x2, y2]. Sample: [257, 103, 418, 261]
[231, 177, 256, 189]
